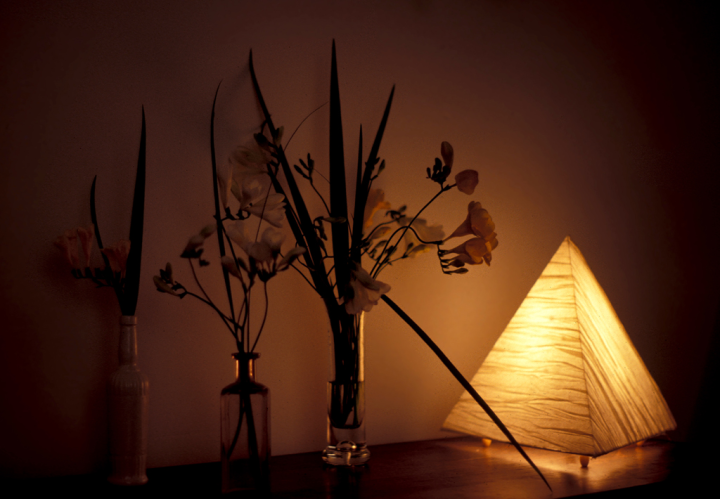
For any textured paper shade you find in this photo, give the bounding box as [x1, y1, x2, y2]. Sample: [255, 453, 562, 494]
[443, 236, 676, 457]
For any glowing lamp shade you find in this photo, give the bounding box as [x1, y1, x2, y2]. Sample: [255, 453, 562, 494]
[443, 236, 676, 457]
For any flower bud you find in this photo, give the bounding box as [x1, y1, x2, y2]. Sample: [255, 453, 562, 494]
[441, 141, 454, 168]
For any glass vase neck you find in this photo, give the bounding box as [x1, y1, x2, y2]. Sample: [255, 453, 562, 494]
[233, 352, 259, 382]
[118, 315, 138, 366]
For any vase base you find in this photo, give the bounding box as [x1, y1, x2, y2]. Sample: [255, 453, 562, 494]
[108, 455, 148, 486]
[322, 441, 370, 466]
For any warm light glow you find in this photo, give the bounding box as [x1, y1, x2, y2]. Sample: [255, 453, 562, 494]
[443, 236, 676, 457]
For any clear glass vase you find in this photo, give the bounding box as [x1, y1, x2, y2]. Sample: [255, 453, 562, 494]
[322, 311, 370, 466]
[221, 352, 270, 494]
[108, 315, 149, 485]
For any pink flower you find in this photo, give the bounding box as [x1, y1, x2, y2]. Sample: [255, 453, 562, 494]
[344, 264, 391, 315]
[455, 170, 478, 195]
[54, 229, 80, 268]
[76, 226, 95, 268]
[446, 201, 496, 240]
[101, 240, 131, 277]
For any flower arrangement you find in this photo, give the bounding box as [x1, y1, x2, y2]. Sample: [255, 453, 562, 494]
[246, 44, 548, 487]
[154, 43, 549, 489]
[152, 110, 304, 356]
[53, 109, 149, 486]
[54, 110, 146, 317]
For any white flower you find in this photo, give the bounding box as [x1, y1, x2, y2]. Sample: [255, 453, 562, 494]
[226, 223, 283, 264]
[220, 255, 245, 283]
[277, 246, 306, 272]
[344, 264, 391, 315]
[181, 224, 216, 258]
[249, 227, 285, 264]
[225, 220, 254, 255]
[231, 178, 286, 228]
[245, 191, 286, 228]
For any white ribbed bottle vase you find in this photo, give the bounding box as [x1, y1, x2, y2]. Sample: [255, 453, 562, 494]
[108, 315, 149, 485]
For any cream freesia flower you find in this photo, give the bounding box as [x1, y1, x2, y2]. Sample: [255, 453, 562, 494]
[230, 140, 272, 193]
[225, 220, 254, 255]
[248, 227, 285, 264]
[247, 192, 286, 228]
[232, 178, 286, 228]
[344, 264, 391, 315]
[220, 255, 245, 283]
[231, 140, 272, 173]
[445, 234, 498, 266]
[446, 201, 495, 240]
[277, 246, 306, 272]
[224, 223, 305, 282]
[368, 225, 392, 241]
[363, 188, 392, 229]
[216, 160, 234, 209]
[396, 216, 444, 258]
[181, 224, 216, 258]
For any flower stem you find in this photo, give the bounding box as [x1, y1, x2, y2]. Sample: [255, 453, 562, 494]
[370, 185, 450, 278]
[380, 294, 552, 492]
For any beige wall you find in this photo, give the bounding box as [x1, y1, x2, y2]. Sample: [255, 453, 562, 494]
[1, 0, 717, 477]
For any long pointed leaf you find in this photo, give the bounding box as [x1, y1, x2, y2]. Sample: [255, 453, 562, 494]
[209, 83, 238, 347]
[350, 86, 395, 257]
[249, 50, 354, 352]
[90, 176, 105, 251]
[121, 107, 146, 316]
[351, 126, 363, 261]
[329, 40, 350, 292]
[381, 294, 552, 492]
[90, 176, 114, 292]
[366, 85, 395, 174]
[248, 50, 336, 305]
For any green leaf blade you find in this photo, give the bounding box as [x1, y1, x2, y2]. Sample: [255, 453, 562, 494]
[121, 107, 146, 316]
[351, 86, 395, 258]
[248, 49, 336, 307]
[329, 40, 351, 294]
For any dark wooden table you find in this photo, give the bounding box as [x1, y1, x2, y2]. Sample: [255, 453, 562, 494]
[22, 436, 687, 498]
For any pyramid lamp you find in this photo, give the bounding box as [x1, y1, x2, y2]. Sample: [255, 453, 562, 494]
[443, 236, 676, 463]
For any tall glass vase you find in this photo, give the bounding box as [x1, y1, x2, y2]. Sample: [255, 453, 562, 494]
[221, 352, 270, 494]
[108, 315, 149, 485]
[322, 311, 369, 466]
